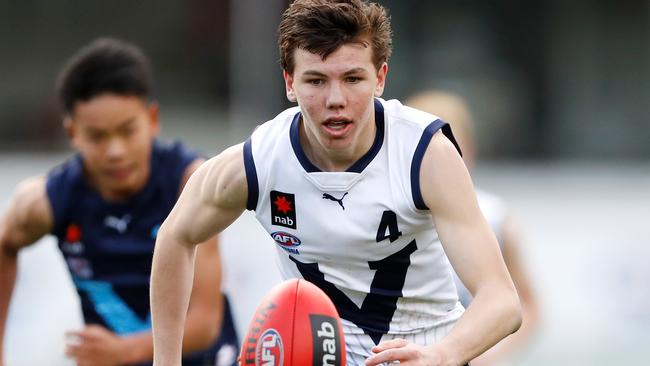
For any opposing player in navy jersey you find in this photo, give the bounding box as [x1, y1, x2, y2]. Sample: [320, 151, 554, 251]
[151, 1, 521, 365]
[0, 38, 238, 366]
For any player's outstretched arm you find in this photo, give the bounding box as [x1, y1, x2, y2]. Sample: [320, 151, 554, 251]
[0, 177, 53, 365]
[151, 144, 248, 366]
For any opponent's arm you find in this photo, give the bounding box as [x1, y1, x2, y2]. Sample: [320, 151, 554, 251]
[0, 177, 53, 365]
[151, 144, 248, 366]
[366, 132, 521, 366]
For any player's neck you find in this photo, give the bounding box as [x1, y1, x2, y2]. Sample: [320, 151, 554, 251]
[300, 115, 376, 172]
[85, 166, 151, 202]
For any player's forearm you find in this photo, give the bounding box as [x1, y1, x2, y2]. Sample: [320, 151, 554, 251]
[181, 237, 224, 354]
[437, 283, 521, 365]
[472, 295, 539, 365]
[150, 226, 196, 366]
[0, 244, 18, 363]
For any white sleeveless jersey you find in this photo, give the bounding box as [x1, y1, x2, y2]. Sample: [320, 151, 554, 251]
[243, 98, 465, 347]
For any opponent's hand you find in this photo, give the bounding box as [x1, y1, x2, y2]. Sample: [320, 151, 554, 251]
[365, 338, 447, 366]
[65, 325, 129, 366]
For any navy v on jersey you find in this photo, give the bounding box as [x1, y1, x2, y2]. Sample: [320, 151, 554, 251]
[46, 139, 238, 366]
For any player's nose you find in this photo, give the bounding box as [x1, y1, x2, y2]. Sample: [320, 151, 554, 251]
[106, 137, 127, 159]
[326, 81, 346, 109]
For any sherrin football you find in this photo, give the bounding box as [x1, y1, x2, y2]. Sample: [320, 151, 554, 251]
[239, 278, 346, 366]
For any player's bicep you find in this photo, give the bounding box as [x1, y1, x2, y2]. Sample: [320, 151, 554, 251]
[0, 176, 53, 252]
[420, 132, 506, 294]
[161, 144, 248, 246]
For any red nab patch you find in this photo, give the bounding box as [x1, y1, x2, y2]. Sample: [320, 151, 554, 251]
[270, 190, 296, 229]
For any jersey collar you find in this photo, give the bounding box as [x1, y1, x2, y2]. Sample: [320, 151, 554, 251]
[290, 98, 385, 173]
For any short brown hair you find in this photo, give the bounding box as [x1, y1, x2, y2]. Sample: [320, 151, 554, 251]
[278, 0, 393, 74]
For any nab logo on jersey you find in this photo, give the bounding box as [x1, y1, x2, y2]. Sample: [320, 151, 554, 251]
[270, 190, 296, 229]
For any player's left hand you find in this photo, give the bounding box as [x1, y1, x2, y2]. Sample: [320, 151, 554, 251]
[365, 338, 447, 366]
[65, 325, 129, 366]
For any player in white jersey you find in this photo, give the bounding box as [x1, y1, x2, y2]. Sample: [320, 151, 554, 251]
[150, 1, 522, 366]
[407, 90, 540, 365]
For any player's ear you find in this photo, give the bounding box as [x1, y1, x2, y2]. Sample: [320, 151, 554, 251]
[147, 100, 161, 136]
[283, 70, 297, 103]
[374, 62, 388, 97]
[63, 116, 79, 149]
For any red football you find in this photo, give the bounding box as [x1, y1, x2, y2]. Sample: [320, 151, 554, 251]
[239, 278, 346, 366]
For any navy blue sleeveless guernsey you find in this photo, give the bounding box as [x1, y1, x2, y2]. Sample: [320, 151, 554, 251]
[46, 139, 238, 366]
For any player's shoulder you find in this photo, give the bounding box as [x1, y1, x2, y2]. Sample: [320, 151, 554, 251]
[199, 143, 245, 181]
[379, 98, 460, 160]
[380, 97, 443, 131]
[13, 175, 47, 202]
[44, 155, 86, 207]
[152, 138, 201, 164]
[199, 143, 248, 208]
[9, 175, 50, 226]
[151, 139, 204, 190]
[47, 154, 83, 184]
[250, 105, 301, 139]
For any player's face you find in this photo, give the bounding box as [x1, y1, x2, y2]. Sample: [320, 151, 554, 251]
[284, 42, 387, 168]
[66, 94, 160, 200]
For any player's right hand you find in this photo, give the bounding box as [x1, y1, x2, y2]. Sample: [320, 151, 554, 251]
[365, 338, 448, 366]
[65, 325, 129, 366]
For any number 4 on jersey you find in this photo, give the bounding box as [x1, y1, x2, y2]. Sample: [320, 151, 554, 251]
[376, 210, 402, 243]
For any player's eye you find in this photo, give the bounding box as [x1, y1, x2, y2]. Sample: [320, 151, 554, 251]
[345, 76, 362, 83]
[121, 126, 137, 137]
[306, 79, 324, 86]
[87, 132, 106, 143]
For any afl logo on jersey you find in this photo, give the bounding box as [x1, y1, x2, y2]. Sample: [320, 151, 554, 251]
[271, 231, 301, 254]
[255, 329, 284, 366]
